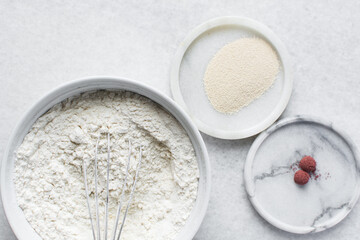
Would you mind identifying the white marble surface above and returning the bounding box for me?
[245,116,360,234]
[1,1,360,239]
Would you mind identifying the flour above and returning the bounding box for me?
[14,91,199,240]
[203,37,280,114]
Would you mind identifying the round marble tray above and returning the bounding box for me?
[244,116,360,233]
[170,16,292,139]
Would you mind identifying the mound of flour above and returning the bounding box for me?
[14,91,199,240]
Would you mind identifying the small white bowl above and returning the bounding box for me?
[170,16,292,139]
[1,77,211,240]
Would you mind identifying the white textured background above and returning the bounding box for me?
[1,1,360,239]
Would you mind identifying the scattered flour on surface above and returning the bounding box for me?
[14,91,199,240]
[203,37,280,114]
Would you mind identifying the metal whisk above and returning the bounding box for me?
[83,133,143,240]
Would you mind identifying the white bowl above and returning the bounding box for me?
[170,16,292,139]
[1,76,211,240]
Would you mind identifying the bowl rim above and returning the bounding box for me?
[1,76,211,240]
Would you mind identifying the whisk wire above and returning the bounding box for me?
[116,146,143,240]
[83,157,96,240]
[95,136,101,240]
[104,133,110,240]
[84,135,142,240]
[111,140,132,240]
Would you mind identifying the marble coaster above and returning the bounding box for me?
[244,116,360,234]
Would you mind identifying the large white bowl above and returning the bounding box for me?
[1,77,211,240]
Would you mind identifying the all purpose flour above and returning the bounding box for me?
[14,91,199,240]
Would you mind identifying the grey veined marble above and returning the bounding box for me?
[244,116,360,234]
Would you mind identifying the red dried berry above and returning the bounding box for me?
[299,156,316,172]
[294,170,310,185]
